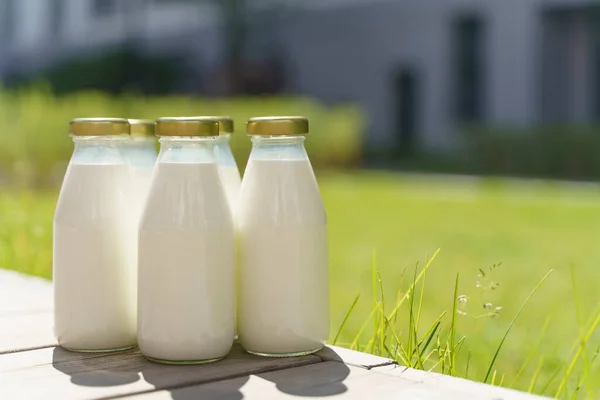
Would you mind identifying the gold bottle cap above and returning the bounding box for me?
[128,119,155,137]
[246,116,309,136]
[69,118,130,136]
[203,116,234,134]
[155,117,220,137]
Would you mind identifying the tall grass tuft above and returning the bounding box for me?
[332,251,600,398]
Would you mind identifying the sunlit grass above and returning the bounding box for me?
[0,190,54,279]
[4,171,600,397]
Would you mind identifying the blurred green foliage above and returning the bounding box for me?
[397,125,600,181]
[460,125,600,180]
[6,48,184,95]
[0,88,365,187]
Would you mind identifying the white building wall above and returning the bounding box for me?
[279,0,550,149]
[10,0,47,52]
[487,0,540,126]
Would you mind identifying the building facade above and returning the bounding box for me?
[0,0,597,152]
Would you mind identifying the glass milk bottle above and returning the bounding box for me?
[53,118,137,352]
[123,119,157,218]
[212,116,241,213]
[237,116,329,356]
[138,117,235,364]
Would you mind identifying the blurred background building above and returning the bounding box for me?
[1,0,599,157]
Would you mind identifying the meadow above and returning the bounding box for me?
[4,171,600,398]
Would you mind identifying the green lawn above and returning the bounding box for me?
[3,171,600,397]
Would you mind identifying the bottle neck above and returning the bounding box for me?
[72,135,126,145]
[250,135,307,161]
[71,136,127,164]
[214,134,237,167]
[217,133,232,143]
[125,137,156,148]
[158,136,217,163]
[123,137,157,170]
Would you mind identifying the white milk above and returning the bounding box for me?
[122,137,157,219]
[138,158,235,363]
[54,160,137,351]
[219,165,242,212]
[122,138,157,290]
[237,157,329,356]
[214,134,241,213]
[129,168,154,214]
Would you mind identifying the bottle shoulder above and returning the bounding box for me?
[237,160,326,226]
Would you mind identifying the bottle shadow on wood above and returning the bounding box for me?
[52,346,142,387]
[260,348,351,397]
[51,344,349,398]
[51,346,248,399]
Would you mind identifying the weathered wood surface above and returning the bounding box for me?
[0,344,321,399]
[0,268,549,399]
[0,269,56,353]
[130,361,545,400]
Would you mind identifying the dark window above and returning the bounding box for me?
[392,67,419,156]
[93,0,118,16]
[452,15,485,122]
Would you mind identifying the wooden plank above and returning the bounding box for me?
[0,269,56,354]
[0,343,321,399]
[0,311,56,354]
[128,361,511,399]
[0,269,52,315]
[316,345,396,369]
[375,364,549,399]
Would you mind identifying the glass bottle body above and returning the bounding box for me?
[138,137,235,364]
[53,136,137,352]
[237,136,329,356]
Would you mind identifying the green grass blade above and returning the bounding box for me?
[422,349,437,365]
[416,258,428,328]
[393,288,402,327]
[385,318,412,367]
[383,314,411,366]
[465,351,471,379]
[528,357,544,394]
[539,365,563,396]
[383,342,395,360]
[570,266,590,399]
[372,249,377,340]
[556,305,600,397]
[409,294,425,370]
[483,270,553,383]
[417,311,446,349]
[350,303,381,349]
[378,272,385,355]
[332,292,361,345]
[384,249,441,325]
[418,320,441,356]
[510,315,552,387]
[449,273,459,376]
[406,266,418,365]
[436,331,444,374]
[454,336,466,355]
[576,343,600,396]
[367,331,377,354]
[567,302,600,354]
